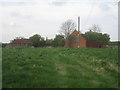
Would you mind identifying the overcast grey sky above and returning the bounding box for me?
[0,0,119,43]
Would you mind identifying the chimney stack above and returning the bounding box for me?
[78,17,80,32]
[78,17,80,48]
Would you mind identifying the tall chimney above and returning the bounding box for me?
[78,17,80,32]
[78,17,80,48]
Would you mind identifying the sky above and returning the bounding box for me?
[0,0,119,43]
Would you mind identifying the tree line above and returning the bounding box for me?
[59,20,110,46]
[29,34,65,47]
[2,19,111,48]
[29,20,110,47]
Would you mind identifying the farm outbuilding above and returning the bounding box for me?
[64,30,106,48]
[10,38,32,47]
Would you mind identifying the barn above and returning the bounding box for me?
[10,38,32,47]
[64,30,106,48]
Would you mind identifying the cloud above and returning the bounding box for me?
[10,12,33,19]
[0,2,34,6]
[1,0,118,43]
[50,2,66,6]
[0,0,37,6]
[99,3,112,11]
[98,2,118,11]
[2,21,22,27]
[0,0,118,6]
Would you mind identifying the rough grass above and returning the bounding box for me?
[2,47,118,88]
[0,48,2,89]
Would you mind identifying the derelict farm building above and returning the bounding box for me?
[64,30,106,48]
[10,38,32,47]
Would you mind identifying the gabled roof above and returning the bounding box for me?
[71,30,79,36]
[11,38,32,44]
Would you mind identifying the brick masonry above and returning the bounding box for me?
[64,30,106,48]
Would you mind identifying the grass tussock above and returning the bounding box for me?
[2,48,118,88]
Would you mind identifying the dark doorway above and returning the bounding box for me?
[99,46,102,48]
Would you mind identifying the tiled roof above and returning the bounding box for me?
[71,30,79,36]
[11,39,32,44]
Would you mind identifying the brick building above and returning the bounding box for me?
[64,30,106,48]
[10,38,32,47]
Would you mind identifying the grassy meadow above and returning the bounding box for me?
[2,47,118,88]
[0,48,2,89]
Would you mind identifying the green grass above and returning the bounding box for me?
[0,48,2,89]
[2,47,118,88]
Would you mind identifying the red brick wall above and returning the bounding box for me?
[79,35,86,48]
[72,30,79,36]
[86,40,106,48]
[71,41,79,48]
[64,30,106,48]
[64,39,70,48]
[86,40,99,48]
[71,30,86,48]
[64,30,86,48]
[71,35,86,48]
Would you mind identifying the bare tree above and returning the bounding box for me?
[60,19,76,38]
[89,24,101,33]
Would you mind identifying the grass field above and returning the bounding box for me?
[0,48,2,89]
[2,47,118,88]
